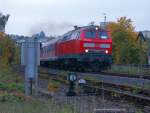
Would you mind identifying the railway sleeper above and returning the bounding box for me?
[80,81,150,100]
[81,85,150,106]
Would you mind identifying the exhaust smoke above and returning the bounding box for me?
[30,21,74,36]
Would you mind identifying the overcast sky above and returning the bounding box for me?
[0,0,149,36]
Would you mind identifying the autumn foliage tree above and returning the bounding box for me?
[107,17,147,64]
[0,32,19,70]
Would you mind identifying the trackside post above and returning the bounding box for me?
[67,72,77,96]
[21,37,40,96]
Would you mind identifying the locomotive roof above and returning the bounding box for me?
[78,25,107,31]
[78,25,101,30]
[62,25,104,36]
[41,25,106,47]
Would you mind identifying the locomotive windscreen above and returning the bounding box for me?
[98,31,108,39]
[85,31,96,38]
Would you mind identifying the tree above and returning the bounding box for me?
[0,32,19,70]
[107,17,147,64]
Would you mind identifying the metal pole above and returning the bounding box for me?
[24,41,30,96]
[35,39,39,96]
[30,78,33,95]
[104,13,106,30]
[139,39,143,78]
[35,66,38,96]
[101,80,105,113]
[25,66,30,96]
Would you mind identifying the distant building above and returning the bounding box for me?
[141,31,150,64]
[32,31,49,43]
[141,30,150,39]
[141,31,150,49]
[8,31,50,46]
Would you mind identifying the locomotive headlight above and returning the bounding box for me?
[95,27,99,30]
[85,49,89,53]
[105,50,109,54]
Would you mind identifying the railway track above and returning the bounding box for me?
[39,66,150,79]
[99,71,150,79]
[38,67,150,106]
[39,67,150,89]
[12,65,150,106]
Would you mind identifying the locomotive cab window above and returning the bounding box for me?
[99,31,108,39]
[85,31,96,38]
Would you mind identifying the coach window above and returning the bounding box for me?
[42,48,44,54]
[47,46,49,52]
[46,47,48,53]
[45,47,47,54]
[43,48,45,54]
[48,46,51,52]
[52,46,54,51]
[47,47,49,53]
[85,31,96,38]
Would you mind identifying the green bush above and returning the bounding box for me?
[0,93,25,102]
[0,82,24,92]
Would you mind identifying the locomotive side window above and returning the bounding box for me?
[62,34,72,41]
[99,31,108,39]
[62,36,68,41]
[77,32,81,39]
[71,31,80,39]
[85,31,96,38]
[71,32,77,39]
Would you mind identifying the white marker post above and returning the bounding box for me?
[21,37,40,96]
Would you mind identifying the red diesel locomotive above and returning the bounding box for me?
[40,25,112,71]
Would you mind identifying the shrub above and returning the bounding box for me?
[0,82,24,92]
[0,93,25,102]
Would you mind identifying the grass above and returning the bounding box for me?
[50,79,62,87]
[144,83,150,89]
[135,109,144,113]
[105,65,150,75]
[0,92,26,102]
[0,100,47,113]
[0,67,24,93]
[0,82,24,92]
[0,66,78,113]
[84,76,100,82]
[0,99,78,113]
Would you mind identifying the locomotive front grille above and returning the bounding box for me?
[87,49,105,53]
